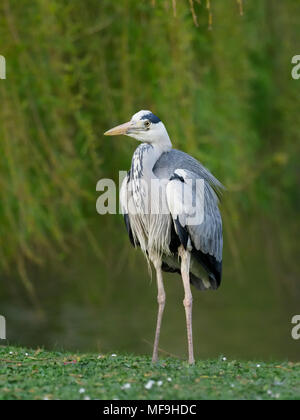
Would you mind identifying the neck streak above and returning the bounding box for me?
[130,143,170,181]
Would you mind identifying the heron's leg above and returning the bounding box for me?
[152,258,165,363]
[179,245,195,365]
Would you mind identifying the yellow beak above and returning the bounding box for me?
[104,121,132,136]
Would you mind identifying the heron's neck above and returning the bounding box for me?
[131,142,171,181]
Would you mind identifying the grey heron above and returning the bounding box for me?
[104,110,223,364]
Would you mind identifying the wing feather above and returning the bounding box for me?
[166,168,223,288]
[120,172,135,247]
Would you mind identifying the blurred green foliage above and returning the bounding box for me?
[0,0,299,306]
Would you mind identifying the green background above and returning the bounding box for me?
[0,0,299,361]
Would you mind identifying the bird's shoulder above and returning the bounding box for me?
[153,149,224,199]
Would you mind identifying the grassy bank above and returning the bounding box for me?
[0,346,299,400]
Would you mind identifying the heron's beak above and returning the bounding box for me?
[104,121,132,136]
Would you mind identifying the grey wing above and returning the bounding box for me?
[166,167,223,289]
[153,149,224,199]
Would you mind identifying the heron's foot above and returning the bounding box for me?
[152,355,159,364]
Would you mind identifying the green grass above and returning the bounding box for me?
[0,346,299,400]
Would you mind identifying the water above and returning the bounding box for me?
[1,218,299,361]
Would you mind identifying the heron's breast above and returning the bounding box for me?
[129,212,172,256]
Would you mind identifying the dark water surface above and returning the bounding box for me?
[1,219,299,361]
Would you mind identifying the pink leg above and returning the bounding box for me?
[179,245,195,365]
[152,260,165,363]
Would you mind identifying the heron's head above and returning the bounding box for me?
[104,110,172,149]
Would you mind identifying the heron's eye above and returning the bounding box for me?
[144,120,151,129]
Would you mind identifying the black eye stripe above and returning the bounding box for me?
[140,113,161,124]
